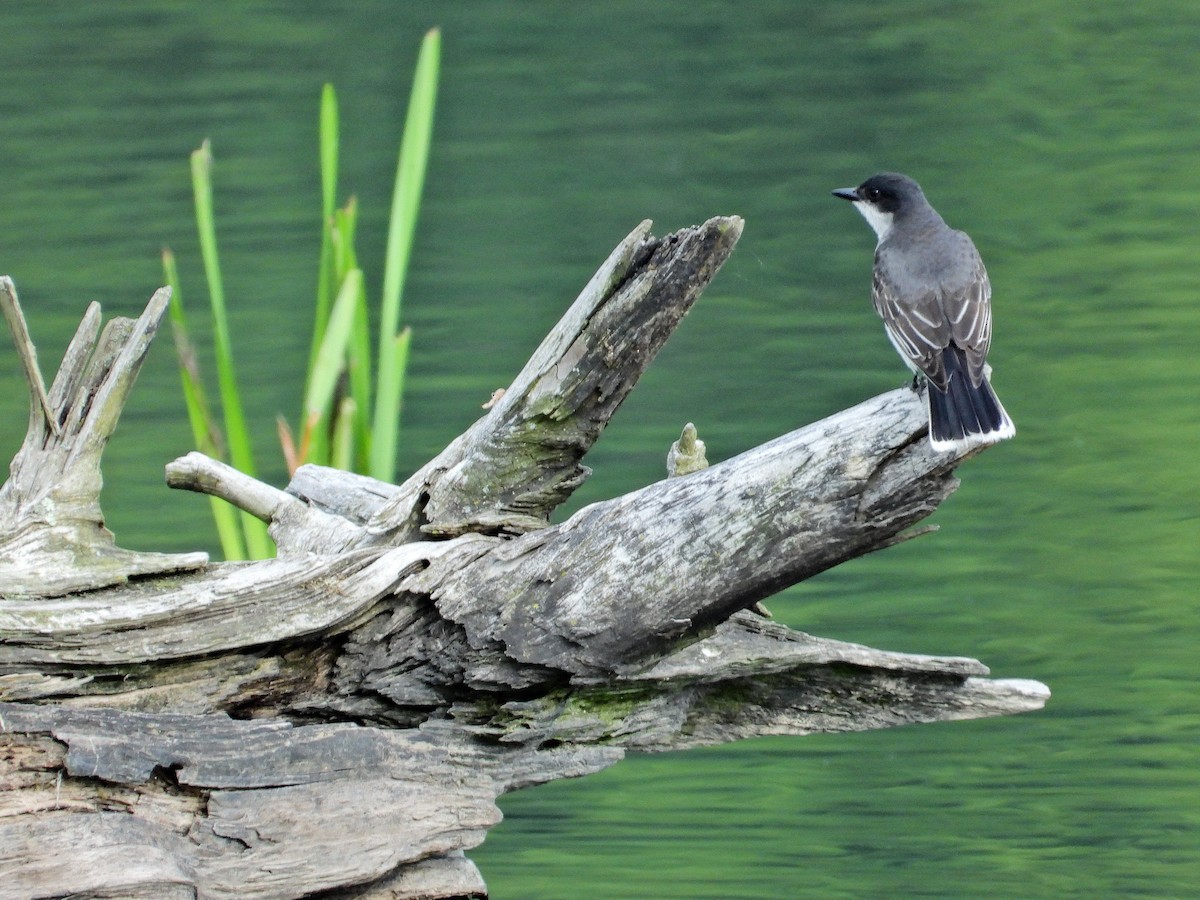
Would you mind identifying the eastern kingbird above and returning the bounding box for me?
[832,172,1015,452]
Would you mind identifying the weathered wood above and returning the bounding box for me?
[429,389,960,677]
[363,217,743,541]
[0,219,1049,899]
[0,703,607,899]
[0,279,206,599]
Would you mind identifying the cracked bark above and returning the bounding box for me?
[0,221,1048,899]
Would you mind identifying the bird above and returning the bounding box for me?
[832,172,1015,452]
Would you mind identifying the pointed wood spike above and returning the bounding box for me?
[0,277,60,438]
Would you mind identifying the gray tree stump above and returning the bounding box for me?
[0,220,1049,899]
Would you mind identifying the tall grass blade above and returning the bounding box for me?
[162,248,249,560]
[190,140,274,559]
[309,84,340,381]
[305,268,362,424]
[373,325,412,478]
[331,199,375,471]
[330,397,357,472]
[369,27,440,482]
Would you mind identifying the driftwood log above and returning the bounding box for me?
[0,219,1049,899]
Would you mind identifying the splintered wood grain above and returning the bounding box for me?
[431,389,956,676]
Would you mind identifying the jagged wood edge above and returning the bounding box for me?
[288,216,745,543]
[0,281,206,598]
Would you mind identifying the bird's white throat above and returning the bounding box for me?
[853,202,894,243]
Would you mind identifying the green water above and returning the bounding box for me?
[1,3,1196,897]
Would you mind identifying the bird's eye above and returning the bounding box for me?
[865,188,881,202]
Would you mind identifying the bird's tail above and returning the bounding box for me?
[927,347,1015,452]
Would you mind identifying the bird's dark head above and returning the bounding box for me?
[832,172,929,241]
[832,172,926,212]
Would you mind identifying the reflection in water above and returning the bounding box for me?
[0,2,1196,897]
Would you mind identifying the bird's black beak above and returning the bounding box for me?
[832,187,860,202]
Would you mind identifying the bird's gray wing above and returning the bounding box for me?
[943,243,992,385]
[871,265,951,389]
